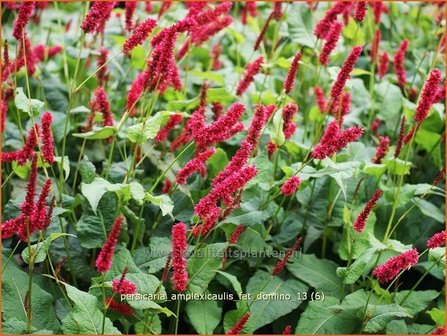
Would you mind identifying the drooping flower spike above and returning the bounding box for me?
[154,114,183,143]
[427,231,445,249]
[96,47,109,87]
[123,18,157,55]
[80,1,116,34]
[236,57,264,96]
[353,2,367,22]
[229,225,245,245]
[124,1,137,31]
[13,2,35,40]
[254,13,273,51]
[281,176,301,197]
[314,2,350,40]
[176,147,216,185]
[319,21,343,66]
[372,248,419,284]
[378,51,389,80]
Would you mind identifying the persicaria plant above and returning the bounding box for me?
[1,1,445,335]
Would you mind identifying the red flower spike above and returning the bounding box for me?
[319,22,343,66]
[281,176,301,196]
[314,86,327,113]
[161,254,172,283]
[432,326,446,335]
[393,39,409,88]
[80,1,116,34]
[13,2,35,40]
[254,13,273,51]
[41,112,55,164]
[211,44,223,70]
[236,57,263,96]
[433,168,445,186]
[176,147,216,185]
[312,121,363,160]
[378,51,389,80]
[41,196,55,231]
[427,231,446,249]
[126,71,149,116]
[353,2,367,22]
[123,18,157,55]
[162,179,172,194]
[96,215,123,273]
[96,47,109,87]
[229,225,245,245]
[330,46,363,103]
[267,140,278,160]
[124,1,137,31]
[22,155,38,217]
[283,325,292,335]
[93,87,114,128]
[372,2,384,24]
[371,29,381,63]
[1,100,7,133]
[282,102,298,139]
[211,101,224,121]
[372,136,389,164]
[213,140,253,185]
[171,222,188,292]
[226,313,251,336]
[372,249,419,284]
[272,2,283,21]
[284,52,302,94]
[314,2,350,40]
[414,69,442,124]
[105,298,134,316]
[31,179,52,230]
[155,114,183,143]
[112,278,137,295]
[272,237,302,276]
[395,116,406,158]
[353,189,382,233]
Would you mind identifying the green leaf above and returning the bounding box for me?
[185,297,221,334]
[383,157,412,176]
[296,296,359,334]
[246,270,308,332]
[15,87,45,117]
[339,247,379,284]
[81,177,128,214]
[363,304,412,333]
[268,109,285,146]
[2,261,60,331]
[62,283,120,334]
[287,5,317,48]
[79,156,96,183]
[126,112,164,144]
[394,290,440,315]
[216,271,243,297]
[129,182,145,203]
[72,126,117,140]
[145,192,174,217]
[21,233,75,264]
[187,243,228,295]
[287,254,344,297]
[427,307,446,325]
[123,273,168,310]
[77,193,119,249]
[416,199,445,223]
[428,247,446,268]
[54,156,70,181]
[376,82,403,130]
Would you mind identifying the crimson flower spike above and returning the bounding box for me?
[171,222,188,292]
[80,1,116,34]
[372,248,419,284]
[281,176,301,196]
[236,56,264,96]
[272,236,302,276]
[123,18,158,55]
[319,21,343,66]
[329,46,363,104]
[284,52,302,94]
[40,112,54,164]
[353,189,382,233]
[393,39,409,88]
[124,1,137,32]
[353,2,367,22]
[226,313,250,336]
[414,68,442,124]
[95,215,123,273]
[176,147,216,185]
[427,230,445,249]
[254,13,273,51]
[372,136,389,164]
[13,2,35,40]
